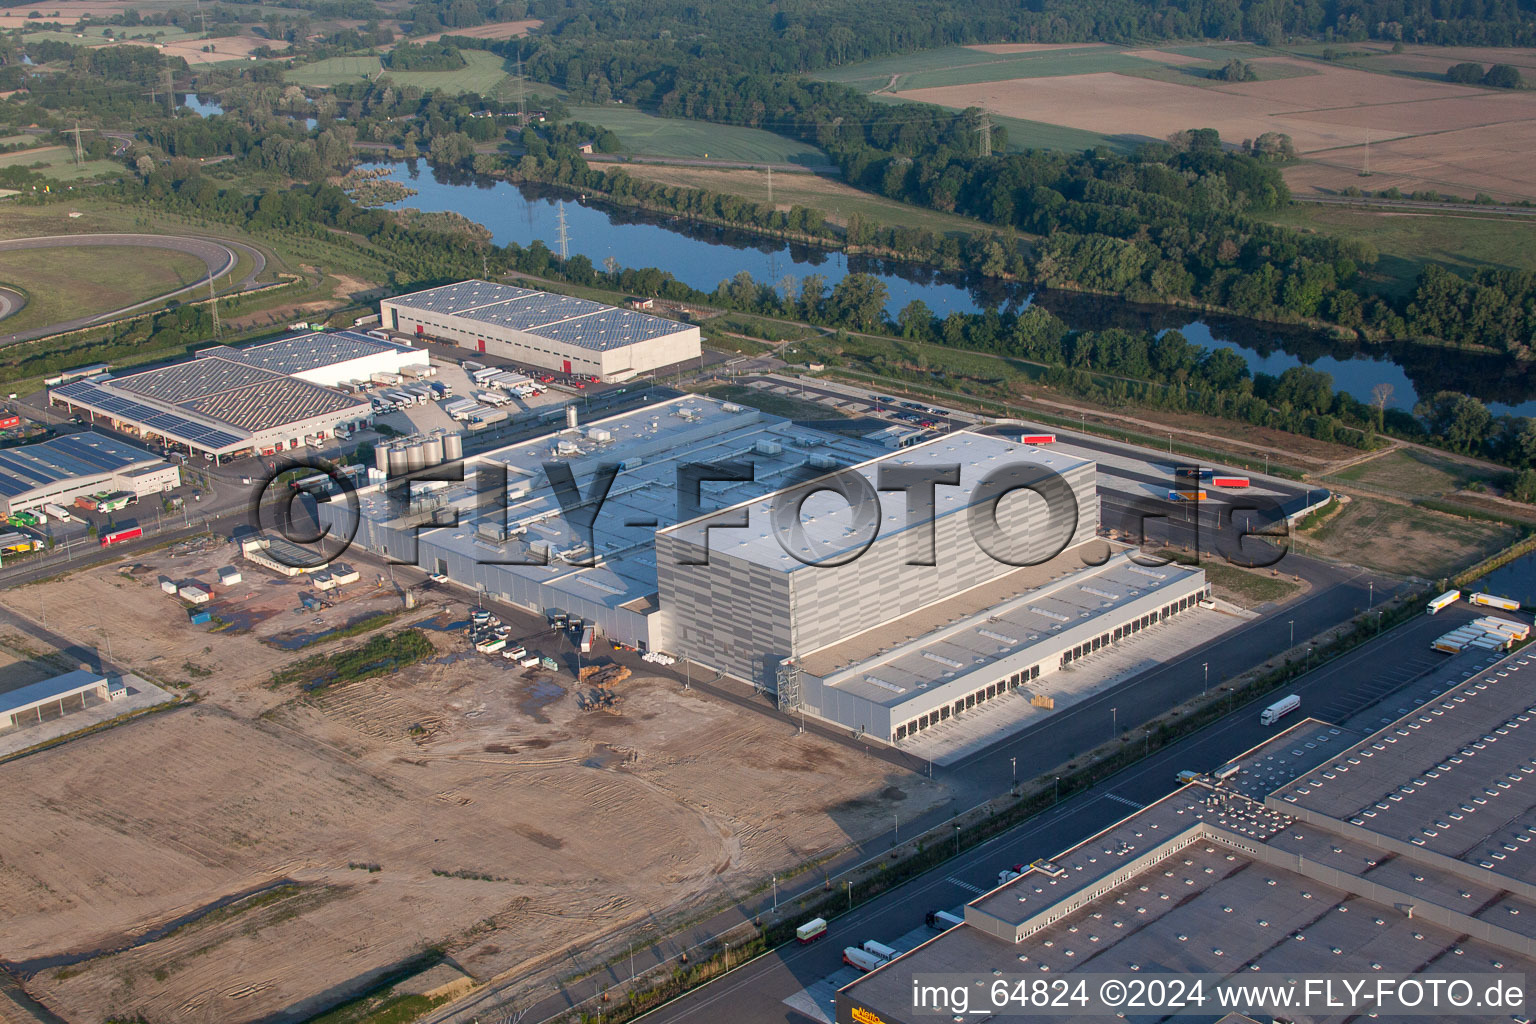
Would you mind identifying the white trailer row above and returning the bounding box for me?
[1432,622,1518,654]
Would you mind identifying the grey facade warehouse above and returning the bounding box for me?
[379,280,701,381]
[323,396,1206,743]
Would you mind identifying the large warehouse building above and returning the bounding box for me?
[0,432,180,516]
[838,649,1536,1023]
[321,395,1207,742]
[379,280,701,381]
[49,331,425,461]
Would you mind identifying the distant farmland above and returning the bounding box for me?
[825,42,1536,202]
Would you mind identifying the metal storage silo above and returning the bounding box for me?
[422,435,445,466]
[374,444,390,473]
[443,432,464,462]
[566,405,578,429]
[386,446,408,476]
[404,442,425,472]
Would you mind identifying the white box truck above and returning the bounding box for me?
[926,910,963,930]
[796,918,827,944]
[1427,590,1460,614]
[1260,694,1300,726]
[43,502,72,522]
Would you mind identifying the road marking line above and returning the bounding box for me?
[946,876,986,895]
[1104,792,1145,810]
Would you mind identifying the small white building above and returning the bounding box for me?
[1,670,109,730]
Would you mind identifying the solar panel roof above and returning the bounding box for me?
[523,308,692,350]
[387,280,539,315]
[52,379,248,450]
[0,432,164,498]
[113,358,278,404]
[454,293,609,331]
[212,332,415,375]
[184,376,362,431]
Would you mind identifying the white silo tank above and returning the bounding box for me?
[443,432,464,462]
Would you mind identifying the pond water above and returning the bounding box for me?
[362,160,1536,416]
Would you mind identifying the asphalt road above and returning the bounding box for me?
[0,233,268,345]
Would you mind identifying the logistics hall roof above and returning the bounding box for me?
[661,431,1093,573]
[385,279,694,352]
[202,331,420,376]
[842,704,1536,1022]
[348,397,887,613]
[0,432,166,498]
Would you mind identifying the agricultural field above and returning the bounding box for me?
[289,50,525,95]
[831,41,1536,201]
[0,244,207,334]
[408,18,540,45]
[0,543,948,1024]
[613,163,989,235]
[570,105,831,166]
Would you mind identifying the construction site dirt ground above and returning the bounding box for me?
[0,543,951,1024]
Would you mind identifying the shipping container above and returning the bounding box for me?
[1213,763,1241,781]
[1470,592,1522,611]
[1167,490,1208,502]
[1427,590,1461,615]
[188,609,212,625]
[0,413,20,429]
[1212,476,1249,488]
[580,625,595,653]
[1020,433,1055,445]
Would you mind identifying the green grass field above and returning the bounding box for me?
[284,54,384,88]
[568,104,830,165]
[0,245,207,334]
[381,49,510,95]
[1330,448,1491,496]
[1263,204,1536,297]
[0,146,122,180]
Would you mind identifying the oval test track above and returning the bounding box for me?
[0,232,268,346]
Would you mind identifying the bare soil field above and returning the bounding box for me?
[0,545,946,1023]
[894,51,1536,200]
[965,42,1109,54]
[410,18,539,44]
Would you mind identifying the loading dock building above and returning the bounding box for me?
[0,432,181,517]
[47,331,421,460]
[379,280,701,381]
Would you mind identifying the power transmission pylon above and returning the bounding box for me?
[556,202,570,261]
[164,68,174,116]
[1362,127,1370,176]
[976,113,992,158]
[207,274,221,337]
[766,165,773,206]
[71,121,84,166]
[515,51,526,124]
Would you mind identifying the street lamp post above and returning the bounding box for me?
[772,875,778,911]
[1111,706,1118,741]
[1368,581,1374,610]
[1203,661,1209,695]
[894,813,899,844]
[1010,756,1016,785]
[1288,619,1295,648]
[954,823,961,855]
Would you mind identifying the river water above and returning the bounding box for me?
[362,159,1535,416]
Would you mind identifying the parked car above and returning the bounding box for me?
[428,573,449,584]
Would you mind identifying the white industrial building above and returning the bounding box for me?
[0,432,181,516]
[48,331,425,461]
[379,280,701,381]
[1,670,112,730]
[321,395,1207,744]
